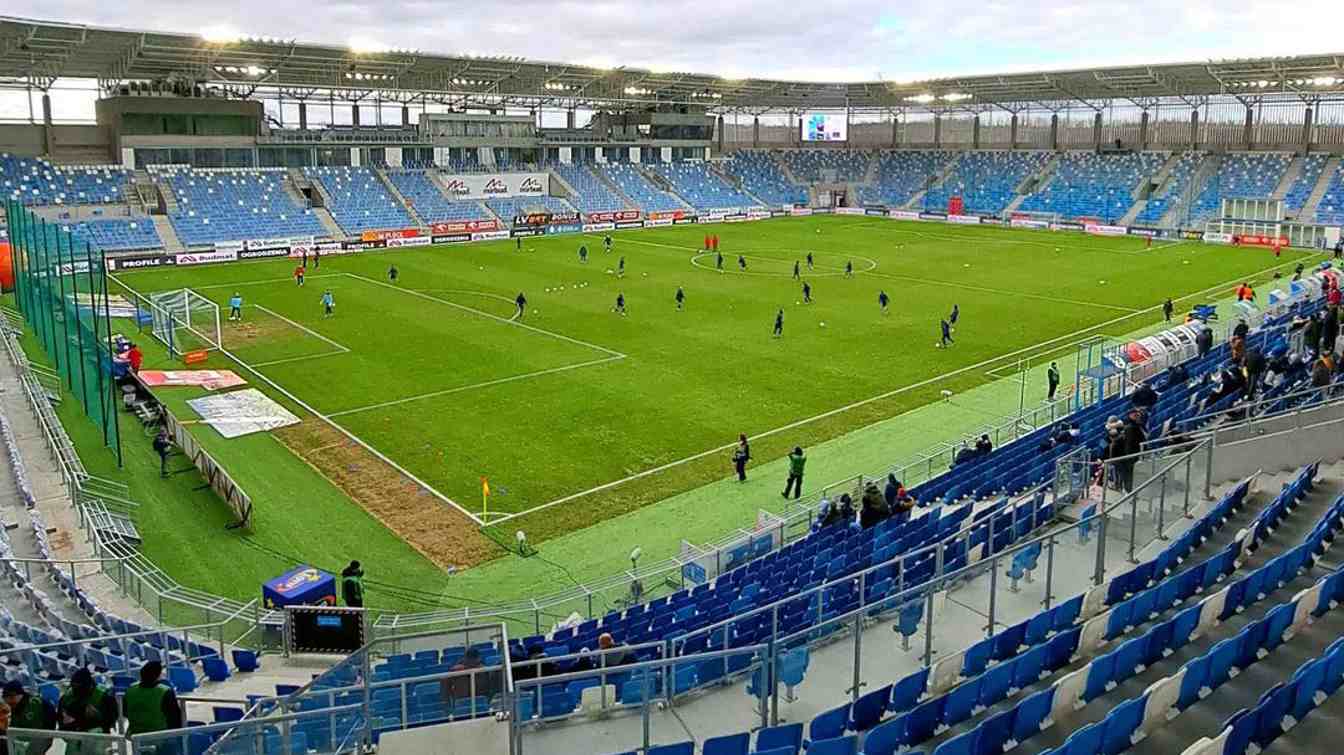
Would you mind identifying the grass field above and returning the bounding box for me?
[79,215,1313,613]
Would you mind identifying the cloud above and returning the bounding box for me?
[7,0,1344,82]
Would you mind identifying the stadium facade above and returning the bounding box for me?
[5,15,1344,755]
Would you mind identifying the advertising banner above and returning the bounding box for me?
[439,173,548,200]
[1011,218,1050,230]
[471,230,509,242]
[834,207,864,216]
[430,219,499,234]
[386,236,432,248]
[510,227,543,238]
[1085,223,1127,237]
[237,246,290,260]
[1204,232,1234,244]
[110,255,168,271]
[214,241,244,254]
[361,229,421,242]
[1127,227,1159,238]
[790,208,813,217]
[771,210,790,218]
[614,220,645,230]
[1180,230,1206,241]
[947,214,981,225]
[981,217,1003,225]
[889,210,921,221]
[545,224,583,235]
[582,222,614,233]
[864,208,887,216]
[1052,221,1085,231]
[700,214,724,224]
[918,212,947,221]
[646,210,683,222]
[673,216,699,225]
[747,209,771,220]
[514,211,581,228]
[813,207,833,214]
[646,218,673,227]
[724,212,748,223]
[176,250,237,266]
[1234,233,1289,248]
[431,233,471,244]
[587,210,642,223]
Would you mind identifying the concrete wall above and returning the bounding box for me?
[1208,399,1344,484]
[0,125,46,157]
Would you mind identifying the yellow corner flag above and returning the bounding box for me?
[481,476,491,517]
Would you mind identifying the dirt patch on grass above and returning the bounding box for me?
[274,420,502,570]
[223,310,303,351]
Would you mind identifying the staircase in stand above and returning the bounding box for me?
[1271,155,1304,200]
[373,168,425,228]
[1300,155,1342,223]
[150,216,184,252]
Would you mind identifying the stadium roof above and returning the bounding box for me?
[2,15,1343,113]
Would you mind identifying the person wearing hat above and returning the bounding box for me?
[2,679,57,755]
[781,446,806,500]
[341,561,365,608]
[57,668,118,752]
[122,661,182,738]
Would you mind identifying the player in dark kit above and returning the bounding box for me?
[773,309,784,338]
[806,252,814,270]
[388,265,398,283]
[618,256,626,277]
[517,237,523,251]
[604,235,613,253]
[949,304,959,328]
[716,251,724,270]
[614,292,627,316]
[675,286,685,311]
[515,292,527,319]
[939,318,953,348]
[879,290,890,315]
[313,249,320,268]
[738,254,747,271]
[579,245,588,264]
[802,281,812,303]
[845,260,854,278]
[793,260,801,280]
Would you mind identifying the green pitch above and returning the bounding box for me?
[98,216,1311,610]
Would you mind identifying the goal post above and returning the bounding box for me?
[149,289,222,358]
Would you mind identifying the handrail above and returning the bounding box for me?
[1172,381,1343,435]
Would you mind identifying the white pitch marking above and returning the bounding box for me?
[192,273,344,291]
[485,253,1316,525]
[326,355,627,417]
[253,304,351,353]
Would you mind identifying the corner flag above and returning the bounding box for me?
[481,476,491,517]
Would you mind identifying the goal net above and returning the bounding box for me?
[149,289,222,357]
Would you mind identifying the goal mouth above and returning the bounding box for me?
[147,288,223,358]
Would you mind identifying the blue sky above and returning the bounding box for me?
[7,0,1344,82]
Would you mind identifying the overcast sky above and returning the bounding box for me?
[7,1,1344,82]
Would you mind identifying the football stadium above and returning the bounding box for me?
[3,10,1344,755]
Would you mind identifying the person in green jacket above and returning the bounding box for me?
[3,679,57,755]
[341,561,365,608]
[122,662,182,738]
[57,668,119,752]
[782,446,806,500]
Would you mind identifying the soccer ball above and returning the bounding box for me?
[820,322,826,328]
[816,229,821,234]
[796,301,801,305]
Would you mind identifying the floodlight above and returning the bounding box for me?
[349,36,389,55]
[908,94,936,104]
[200,26,239,45]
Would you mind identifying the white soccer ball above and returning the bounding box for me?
[642,272,648,277]
[1054,248,1061,251]
[796,301,801,305]
[964,263,970,267]
[1099,280,1107,284]
[820,322,826,328]
[816,229,821,233]
[479,266,484,270]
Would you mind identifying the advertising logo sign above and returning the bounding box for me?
[176,250,237,266]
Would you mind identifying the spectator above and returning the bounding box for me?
[1116,410,1147,493]
[127,342,144,373]
[1130,381,1158,410]
[781,446,806,500]
[1196,325,1214,357]
[1046,361,1060,401]
[441,647,488,703]
[820,494,855,528]
[1306,313,1323,354]
[974,434,993,456]
[2,680,56,755]
[1230,335,1245,366]
[341,561,365,608]
[731,434,751,482]
[1209,366,1246,405]
[952,444,977,468]
[1162,298,1174,322]
[891,486,916,524]
[883,474,901,510]
[1163,363,1189,389]
[1328,282,1342,308]
[57,668,118,747]
[123,662,182,737]
[815,494,832,521]
[1244,347,1267,399]
[597,633,632,667]
[1324,306,1340,355]
[1233,318,1250,341]
[859,482,889,529]
[152,429,173,478]
[1313,354,1333,390]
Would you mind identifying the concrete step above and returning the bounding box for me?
[1301,156,1342,222]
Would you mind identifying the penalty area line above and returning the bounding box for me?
[325,354,627,418]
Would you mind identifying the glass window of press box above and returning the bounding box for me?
[430,120,536,138]
[121,112,256,137]
[134,148,255,169]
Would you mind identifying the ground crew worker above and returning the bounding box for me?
[122,662,182,738]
